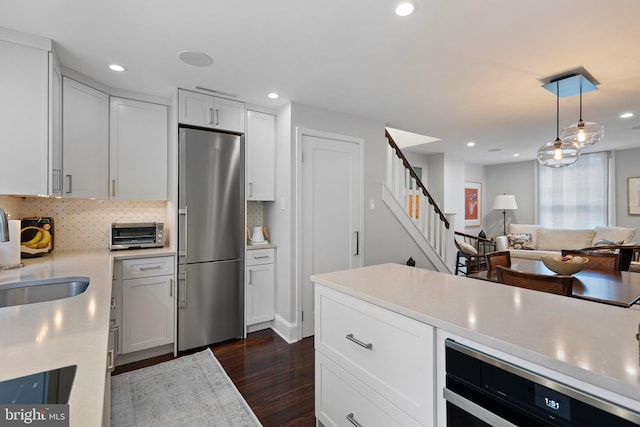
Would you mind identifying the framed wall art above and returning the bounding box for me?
[628,177,640,215]
[464,182,482,227]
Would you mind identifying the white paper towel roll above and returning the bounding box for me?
[0,220,21,267]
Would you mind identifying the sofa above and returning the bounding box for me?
[495,224,637,265]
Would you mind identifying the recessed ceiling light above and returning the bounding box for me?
[467,142,475,147]
[513,153,520,157]
[620,112,634,119]
[395,1,415,17]
[268,92,279,99]
[109,64,126,72]
[178,50,213,67]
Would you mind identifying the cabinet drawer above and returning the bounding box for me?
[316,285,433,425]
[246,248,274,265]
[122,256,174,279]
[316,353,422,427]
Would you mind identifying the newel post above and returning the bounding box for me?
[444,213,456,272]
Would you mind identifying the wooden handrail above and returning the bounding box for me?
[386,129,450,229]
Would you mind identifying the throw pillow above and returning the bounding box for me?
[507,233,534,250]
[458,241,478,255]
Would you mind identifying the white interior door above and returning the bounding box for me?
[301,132,363,338]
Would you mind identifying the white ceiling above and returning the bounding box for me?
[2,0,640,165]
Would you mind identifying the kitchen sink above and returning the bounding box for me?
[0,276,89,308]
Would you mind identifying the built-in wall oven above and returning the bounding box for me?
[444,339,640,426]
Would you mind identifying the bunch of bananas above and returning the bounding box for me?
[21,226,52,249]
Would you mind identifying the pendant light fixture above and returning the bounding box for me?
[560,79,604,147]
[537,81,580,168]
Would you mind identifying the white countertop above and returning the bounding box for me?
[247,243,277,250]
[311,263,640,403]
[0,247,174,426]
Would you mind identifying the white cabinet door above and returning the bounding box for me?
[122,275,174,353]
[246,263,275,325]
[62,77,109,199]
[110,97,168,200]
[0,39,49,195]
[178,89,245,133]
[178,89,214,128]
[213,97,245,133]
[246,110,275,201]
[49,54,62,195]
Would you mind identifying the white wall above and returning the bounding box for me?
[464,163,487,236]
[485,160,537,237]
[265,104,293,334]
[444,154,465,232]
[266,102,438,341]
[614,147,640,230]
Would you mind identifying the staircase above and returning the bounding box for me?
[383,130,455,273]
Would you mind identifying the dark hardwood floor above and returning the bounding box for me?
[113,329,315,427]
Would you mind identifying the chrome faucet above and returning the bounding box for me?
[0,208,9,242]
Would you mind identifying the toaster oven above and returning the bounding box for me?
[110,222,164,250]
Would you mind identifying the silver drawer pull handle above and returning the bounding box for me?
[140,265,162,271]
[346,413,363,427]
[346,333,372,350]
[254,255,269,259]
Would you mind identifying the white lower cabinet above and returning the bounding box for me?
[315,284,434,426]
[317,353,422,427]
[114,255,175,356]
[246,248,275,326]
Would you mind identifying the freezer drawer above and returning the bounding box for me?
[177,260,243,351]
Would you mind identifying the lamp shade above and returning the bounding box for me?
[493,194,518,210]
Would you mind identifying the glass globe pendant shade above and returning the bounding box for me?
[537,138,580,168]
[560,120,604,147]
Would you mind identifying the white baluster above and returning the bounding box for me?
[385,143,393,189]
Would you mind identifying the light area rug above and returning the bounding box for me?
[111,348,262,427]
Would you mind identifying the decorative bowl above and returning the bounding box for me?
[541,254,589,275]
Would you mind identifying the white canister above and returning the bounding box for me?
[0,220,21,267]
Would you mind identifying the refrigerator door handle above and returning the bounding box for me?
[353,231,360,256]
[177,271,187,309]
[178,207,188,258]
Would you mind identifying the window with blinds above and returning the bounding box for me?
[538,152,610,229]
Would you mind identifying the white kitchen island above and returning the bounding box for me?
[311,263,640,426]
[0,248,174,427]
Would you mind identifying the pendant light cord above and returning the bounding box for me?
[556,80,560,139]
[579,80,583,121]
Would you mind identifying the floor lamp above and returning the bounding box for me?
[493,194,518,236]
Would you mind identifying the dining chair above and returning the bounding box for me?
[454,232,494,276]
[486,251,511,275]
[495,265,573,296]
[560,250,620,272]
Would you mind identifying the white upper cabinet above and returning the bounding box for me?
[0,34,51,196]
[246,110,276,201]
[49,55,62,195]
[110,97,168,200]
[213,96,245,133]
[62,77,109,199]
[178,89,245,133]
[178,89,213,128]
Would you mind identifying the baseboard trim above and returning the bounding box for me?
[271,314,299,343]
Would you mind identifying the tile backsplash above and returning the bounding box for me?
[0,196,166,251]
[246,201,264,230]
[0,196,266,251]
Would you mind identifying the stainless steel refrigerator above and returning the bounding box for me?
[177,127,244,351]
